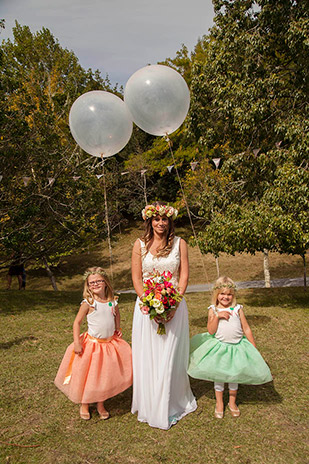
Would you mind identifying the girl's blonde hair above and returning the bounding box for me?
[211,276,237,307]
[141,201,175,258]
[83,267,114,305]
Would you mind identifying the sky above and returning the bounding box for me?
[1,0,215,86]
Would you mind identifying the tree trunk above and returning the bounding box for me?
[42,256,58,291]
[263,249,271,288]
[142,171,147,204]
[301,254,307,291]
[215,256,220,278]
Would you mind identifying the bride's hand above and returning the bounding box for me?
[154,309,176,324]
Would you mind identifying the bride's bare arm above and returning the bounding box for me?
[131,239,144,298]
[178,238,189,295]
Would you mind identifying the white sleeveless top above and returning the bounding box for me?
[139,236,181,285]
[83,299,117,339]
[209,304,243,344]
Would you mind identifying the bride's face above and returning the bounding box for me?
[151,215,169,235]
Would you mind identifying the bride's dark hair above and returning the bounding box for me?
[141,201,175,258]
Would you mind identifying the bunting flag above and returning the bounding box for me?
[73,176,81,181]
[0,175,3,182]
[22,176,31,186]
[190,161,199,171]
[140,169,147,176]
[212,158,221,169]
[96,174,104,179]
[167,165,174,173]
[275,141,282,148]
[47,177,55,187]
[121,171,129,176]
[252,148,261,157]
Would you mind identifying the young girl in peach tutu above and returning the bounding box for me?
[54,267,132,420]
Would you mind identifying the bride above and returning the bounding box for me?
[131,201,197,429]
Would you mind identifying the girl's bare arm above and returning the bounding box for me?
[73,302,89,354]
[239,308,256,347]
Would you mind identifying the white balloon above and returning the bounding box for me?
[69,90,133,157]
[124,64,190,136]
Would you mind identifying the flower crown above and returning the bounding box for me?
[213,283,237,291]
[83,270,107,281]
[142,204,178,221]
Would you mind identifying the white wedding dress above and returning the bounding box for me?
[131,236,197,429]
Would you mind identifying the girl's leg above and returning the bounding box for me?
[80,403,90,420]
[228,383,240,417]
[214,382,224,417]
[97,401,109,420]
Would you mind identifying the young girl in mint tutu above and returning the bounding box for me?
[188,276,272,419]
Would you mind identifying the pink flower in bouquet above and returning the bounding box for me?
[141,306,150,315]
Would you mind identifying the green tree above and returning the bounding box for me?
[181,0,308,285]
[0,23,121,288]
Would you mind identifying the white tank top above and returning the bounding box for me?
[83,299,117,339]
[209,304,243,344]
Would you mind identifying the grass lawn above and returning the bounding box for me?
[0,287,308,464]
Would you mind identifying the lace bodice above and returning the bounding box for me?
[139,236,181,285]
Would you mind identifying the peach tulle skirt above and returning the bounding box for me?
[54,333,133,404]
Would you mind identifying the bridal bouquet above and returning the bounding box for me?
[139,270,183,335]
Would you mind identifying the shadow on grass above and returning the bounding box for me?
[103,386,133,418]
[0,290,81,315]
[0,335,38,349]
[190,378,282,404]
[241,287,309,309]
[0,290,136,315]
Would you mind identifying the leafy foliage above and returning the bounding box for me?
[0,23,122,269]
[182,0,308,266]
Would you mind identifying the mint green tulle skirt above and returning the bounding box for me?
[188,333,272,385]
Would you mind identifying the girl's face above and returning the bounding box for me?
[217,289,234,308]
[88,273,106,296]
[151,215,169,235]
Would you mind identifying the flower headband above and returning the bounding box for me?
[141,204,178,221]
[83,270,107,281]
[213,283,237,290]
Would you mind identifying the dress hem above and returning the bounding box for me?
[132,400,197,430]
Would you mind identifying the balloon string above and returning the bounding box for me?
[101,157,114,283]
[165,135,210,285]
